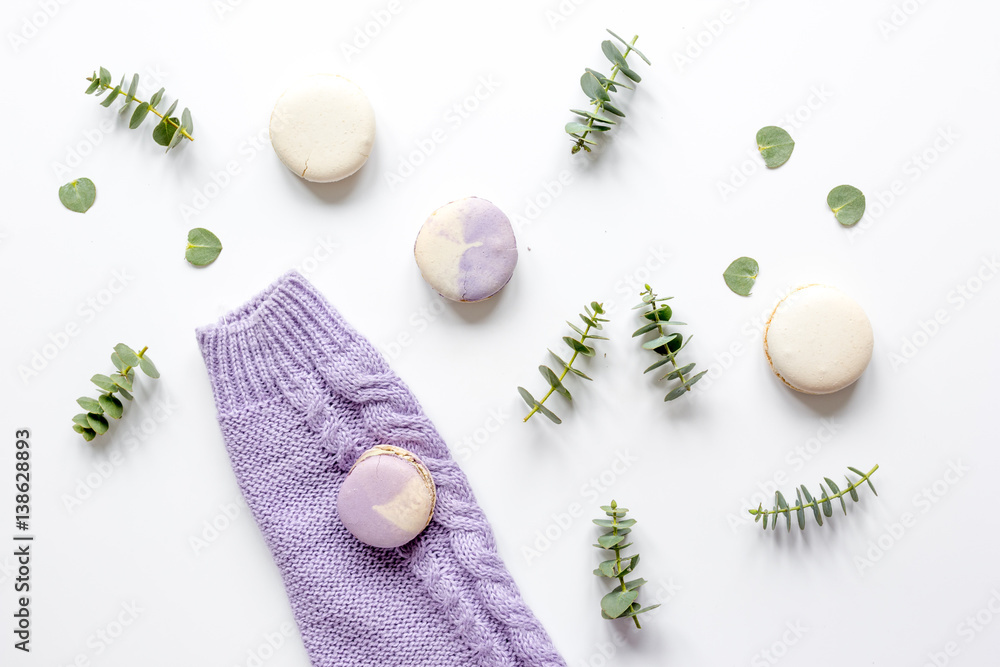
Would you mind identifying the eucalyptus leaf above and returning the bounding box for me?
[601,589,639,619]
[152,117,179,146]
[87,413,109,434]
[756,126,795,168]
[539,365,571,400]
[565,121,592,135]
[99,394,124,419]
[99,66,111,86]
[91,374,117,392]
[185,227,223,266]
[77,396,102,413]
[580,72,609,102]
[138,355,159,378]
[827,185,866,226]
[129,102,151,129]
[113,344,140,367]
[58,178,97,213]
[722,256,759,296]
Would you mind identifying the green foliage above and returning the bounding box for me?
[567,30,650,154]
[749,465,879,531]
[72,344,160,442]
[827,185,866,226]
[756,126,795,168]
[58,178,97,213]
[722,256,759,296]
[633,285,705,401]
[185,228,223,266]
[84,67,194,152]
[518,302,608,423]
[593,500,659,629]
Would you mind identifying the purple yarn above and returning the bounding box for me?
[196,271,565,667]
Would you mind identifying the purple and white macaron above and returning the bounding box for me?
[413,197,518,302]
[336,445,436,549]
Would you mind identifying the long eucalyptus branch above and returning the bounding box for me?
[567,30,650,154]
[749,465,879,531]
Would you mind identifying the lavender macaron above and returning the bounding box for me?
[413,197,518,302]
[336,445,436,549]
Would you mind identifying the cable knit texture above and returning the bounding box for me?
[196,272,565,667]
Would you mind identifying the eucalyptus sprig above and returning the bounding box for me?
[593,501,660,629]
[633,285,706,401]
[84,67,194,152]
[518,302,608,424]
[72,344,160,442]
[749,465,879,531]
[567,29,650,154]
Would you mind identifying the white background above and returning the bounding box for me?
[3,0,1000,665]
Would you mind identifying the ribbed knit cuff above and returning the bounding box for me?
[196,271,361,418]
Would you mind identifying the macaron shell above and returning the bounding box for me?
[269,74,375,183]
[336,450,435,549]
[414,197,517,302]
[763,284,874,395]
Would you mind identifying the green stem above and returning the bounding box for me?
[574,35,639,152]
[644,287,689,391]
[523,321,594,422]
[610,506,641,629]
[748,465,880,517]
[86,77,194,142]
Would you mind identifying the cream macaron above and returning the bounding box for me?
[763,284,874,394]
[269,74,375,183]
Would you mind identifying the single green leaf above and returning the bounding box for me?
[149,87,165,108]
[114,344,139,367]
[642,334,679,350]
[620,66,641,82]
[597,533,625,549]
[58,178,97,213]
[119,73,139,114]
[603,102,625,117]
[563,337,594,356]
[91,374,117,392]
[535,401,562,424]
[722,256,759,296]
[663,363,696,382]
[632,322,662,337]
[580,72,610,102]
[129,102,151,129]
[601,589,639,619]
[86,413,109,434]
[138,355,159,378]
[825,477,847,515]
[100,85,122,107]
[72,413,91,428]
[167,117,187,150]
[181,108,193,136]
[185,227,223,266]
[624,577,647,591]
[79,427,97,442]
[77,396,102,413]
[828,185,866,226]
[98,67,111,86]
[85,78,101,94]
[117,387,133,401]
[820,488,833,517]
[596,559,618,577]
[795,489,806,530]
[539,365,571,400]
[756,126,795,168]
[110,373,133,392]
[99,393,124,419]
[847,475,860,501]
[664,385,688,401]
[644,357,672,373]
[152,117,179,146]
[517,386,536,409]
[601,40,627,68]
[565,121,592,136]
[110,352,127,371]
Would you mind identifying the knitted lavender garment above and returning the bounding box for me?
[196,272,565,667]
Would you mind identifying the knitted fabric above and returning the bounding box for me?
[196,272,565,667]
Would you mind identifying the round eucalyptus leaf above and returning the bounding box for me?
[827,185,866,226]
[722,256,759,296]
[58,178,97,213]
[185,227,223,266]
[755,126,795,168]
